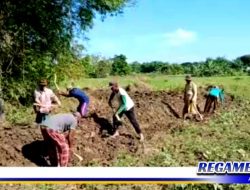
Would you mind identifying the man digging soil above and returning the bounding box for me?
[204,86,224,113]
[40,112,81,167]
[59,84,90,118]
[108,82,144,141]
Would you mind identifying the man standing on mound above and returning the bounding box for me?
[40,112,81,167]
[183,75,203,120]
[59,85,90,117]
[108,82,144,141]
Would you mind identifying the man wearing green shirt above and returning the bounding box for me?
[108,82,144,141]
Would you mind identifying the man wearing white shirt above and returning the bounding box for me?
[108,82,144,141]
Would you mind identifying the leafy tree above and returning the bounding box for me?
[78,55,93,77]
[160,64,171,74]
[231,59,244,71]
[0,0,132,102]
[170,64,184,75]
[239,55,250,67]
[140,61,165,73]
[111,54,131,76]
[127,56,248,76]
[95,60,112,78]
[130,61,141,73]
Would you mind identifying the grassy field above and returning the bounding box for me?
[65,74,250,100]
[74,75,250,167]
[7,75,249,125]
[65,75,250,190]
[3,74,250,190]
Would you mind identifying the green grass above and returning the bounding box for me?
[159,104,250,165]
[3,74,250,190]
[4,103,35,126]
[62,74,250,100]
[7,74,249,126]
[108,101,250,167]
[61,74,250,167]
[68,74,250,190]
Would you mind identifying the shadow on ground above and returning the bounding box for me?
[22,140,50,166]
[91,113,114,136]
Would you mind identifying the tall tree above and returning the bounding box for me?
[111,54,131,76]
[239,55,250,67]
[0,0,133,101]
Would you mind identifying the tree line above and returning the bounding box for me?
[0,0,250,105]
[80,54,250,78]
[0,0,132,103]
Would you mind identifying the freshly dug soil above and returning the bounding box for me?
[0,88,233,166]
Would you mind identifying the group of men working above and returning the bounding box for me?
[33,79,143,166]
[33,75,224,167]
[183,75,224,120]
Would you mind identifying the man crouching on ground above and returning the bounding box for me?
[40,112,81,167]
[108,82,144,141]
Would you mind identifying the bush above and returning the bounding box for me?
[95,60,112,78]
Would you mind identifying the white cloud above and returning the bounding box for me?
[87,39,119,55]
[164,28,197,47]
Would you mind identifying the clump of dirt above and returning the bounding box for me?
[0,89,233,166]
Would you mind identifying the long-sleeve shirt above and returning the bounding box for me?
[109,87,134,114]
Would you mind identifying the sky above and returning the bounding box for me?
[84,0,250,63]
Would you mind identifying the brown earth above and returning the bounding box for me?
[0,87,233,166]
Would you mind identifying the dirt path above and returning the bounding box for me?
[0,89,233,166]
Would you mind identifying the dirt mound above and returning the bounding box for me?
[0,89,233,166]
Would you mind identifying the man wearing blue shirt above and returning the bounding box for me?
[204,86,224,113]
[59,85,90,117]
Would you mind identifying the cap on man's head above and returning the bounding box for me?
[39,79,48,86]
[185,75,192,81]
[109,81,118,87]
